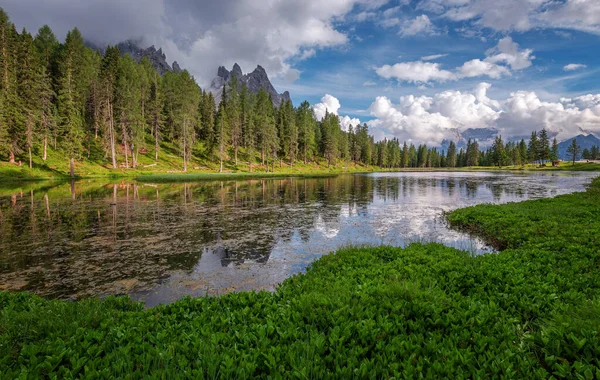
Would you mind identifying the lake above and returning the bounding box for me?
[0,171,596,306]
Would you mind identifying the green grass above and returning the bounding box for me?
[2,137,598,182]
[1,178,599,377]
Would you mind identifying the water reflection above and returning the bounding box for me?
[0,172,595,306]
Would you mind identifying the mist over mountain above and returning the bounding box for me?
[86,40,181,75]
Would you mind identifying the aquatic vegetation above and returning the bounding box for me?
[1,178,599,378]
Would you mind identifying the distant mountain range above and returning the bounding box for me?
[557,134,600,160]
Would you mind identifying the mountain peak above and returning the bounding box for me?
[210,64,290,107]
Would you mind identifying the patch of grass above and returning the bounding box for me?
[1,177,600,377]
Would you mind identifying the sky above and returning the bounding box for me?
[3,0,600,145]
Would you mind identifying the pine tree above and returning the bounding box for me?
[551,138,559,162]
[528,131,538,165]
[492,135,508,168]
[446,141,456,168]
[16,29,43,168]
[567,138,581,165]
[537,129,550,165]
[116,54,144,168]
[98,45,120,168]
[280,99,298,167]
[518,139,527,167]
[215,96,229,173]
[0,13,21,163]
[34,25,58,161]
[296,101,315,164]
[227,74,242,165]
[321,111,340,167]
[57,28,87,177]
[177,71,200,172]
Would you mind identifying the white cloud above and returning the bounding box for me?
[363,81,377,86]
[418,0,600,35]
[376,61,455,84]
[457,59,510,79]
[313,94,361,132]
[377,37,533,83]
[313,94,341,120]
[563,63,587,71]
[340,116,362,132]
[399,14,438,36]
[367,82,600,145]
[421,53,448,61]
[485,37,534,70]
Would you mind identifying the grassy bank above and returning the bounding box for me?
[1,180,599,377]
[1,138,599,182]
[0,139,379,182]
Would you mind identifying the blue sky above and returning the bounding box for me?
[4,0,599,144]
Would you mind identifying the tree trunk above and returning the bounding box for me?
[123,125,129,169]
[155,125,159,162]
[131,143,137,169]
[43,136,47,161]
[234,147,238,166]
[8,150,15,164]
[249,161,253,173]
[220,158,223,173]
[28,147,32,169]
[70,158,75,178]
[109,99,117,169]
[304,146,307,164]
[70,180,76,200]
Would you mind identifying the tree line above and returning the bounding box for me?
[0,9,383,176]
[372,129,560,169]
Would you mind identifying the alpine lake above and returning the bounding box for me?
[0,171,596,307]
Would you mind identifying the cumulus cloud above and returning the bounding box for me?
[564,63,587,71]
[1,0,388,88]
[376,61,455,84]
[313,94,342,120]
[485,37,534,70]
[313,94,361,132]
[377,37,532,84]
[457,59,510,79]
[367,82,600,145]
[418,0,600,35]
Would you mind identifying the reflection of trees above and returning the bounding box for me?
[0,176,375,299]
[1,173,578,300]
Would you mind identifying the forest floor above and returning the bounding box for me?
[1,176,599,377]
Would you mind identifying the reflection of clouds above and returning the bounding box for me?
[314,214,340,239]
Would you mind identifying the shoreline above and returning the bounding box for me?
[1,161,599,184]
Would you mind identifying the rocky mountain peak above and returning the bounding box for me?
[210,63,291,107]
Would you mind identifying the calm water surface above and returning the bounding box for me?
[0,172,595,306]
